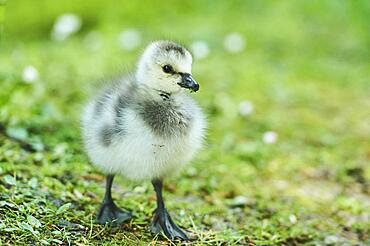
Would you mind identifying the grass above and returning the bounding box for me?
[1,0,369,245]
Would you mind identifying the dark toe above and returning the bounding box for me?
[97,203,132,226]
[150,210,189,241]
[168,219,189,240]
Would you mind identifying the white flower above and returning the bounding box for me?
[325,235,339,244]
[51,13,82,41]
[118,28,141,51]
[54,143,67,156]
[263,131,278,144]
[274,180,288,190]
[289,214,297,224]
[224,32,245,53]
[22,66,39,83]
[83,31,102,51]
[231,196,249,206]
[239,100,254,116]
[190,40,209,60]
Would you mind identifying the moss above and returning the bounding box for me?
[0,1,369,245]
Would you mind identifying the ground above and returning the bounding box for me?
[0,1,369,245]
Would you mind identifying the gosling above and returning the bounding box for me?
[81,40,206,240]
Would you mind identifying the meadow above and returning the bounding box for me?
[0,1,369,245]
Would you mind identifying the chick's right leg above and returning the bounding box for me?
[96,174,132,226]
[150,179,189,241]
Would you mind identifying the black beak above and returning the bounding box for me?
[178,73,199,92]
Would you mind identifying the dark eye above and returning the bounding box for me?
[162,65,173,74]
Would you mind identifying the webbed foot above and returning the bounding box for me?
[150,208,189,241]
[96,201,132,226]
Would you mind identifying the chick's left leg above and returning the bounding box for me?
[150,179,189,241]
[96,174,132,226]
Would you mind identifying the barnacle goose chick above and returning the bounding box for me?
[81,40,206,240]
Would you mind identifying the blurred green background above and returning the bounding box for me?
[1,0,369,245]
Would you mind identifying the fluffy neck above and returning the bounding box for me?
[134,80,185,104]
